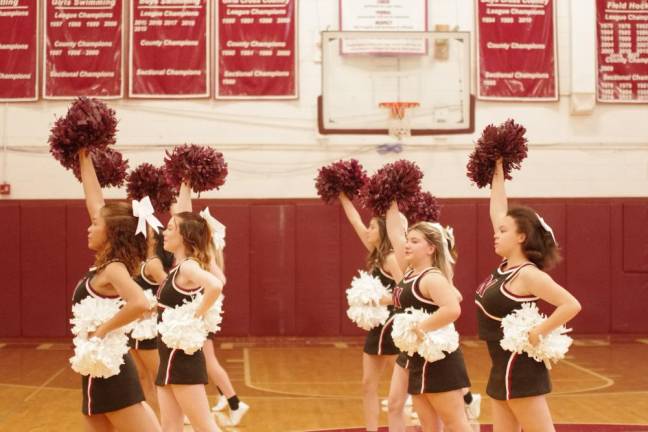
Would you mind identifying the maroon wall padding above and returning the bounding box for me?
[566,204,611,333]
[20,203,68,337]
[249,204,296,336]
[622,203,648,272]
[0,204,21,337]
[210,204,251,336]
[2,198,647,337]
[295,204,341,336]
[612,204,648,332]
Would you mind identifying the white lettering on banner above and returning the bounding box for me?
[135,69,201,76]
[0,44,29,50]
[0,0,19,7]
[0,10,28,17]
[0,73,32,80]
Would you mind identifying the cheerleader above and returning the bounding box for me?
[339,192,405,432]
[477,159,581,431]
[156,209,224,431]
[128,229,172,414]
[175,183,250,427]
[383,202,472,432]
[74,150,161,431]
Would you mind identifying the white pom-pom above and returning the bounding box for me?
[346,305,390,331]
[70,297,124,338]
[130,290,158,341]
[500,302,573,365]
[70,332,130,378]
[158,300,207,355]
[346,271,390,306]
[202,294,225,334]
[345,271,391,330]
[417,324,460,363]
[391,307,429,355]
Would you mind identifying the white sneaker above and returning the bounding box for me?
[211,395,228,412]
[229,401,249,426]
[465,393,481,420]
[183,415,191,425]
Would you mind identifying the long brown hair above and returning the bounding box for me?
[408,222,454,282]
[507,206,561,270]
[366,217,393,271]
[174,212,213,270]
[94,202,147,275]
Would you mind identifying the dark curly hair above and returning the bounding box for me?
[508,205,561,270]
[94,202,147,275]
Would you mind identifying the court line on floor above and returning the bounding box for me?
[242,348,361,399]
[546,359,615,395]
[23,368,67,402]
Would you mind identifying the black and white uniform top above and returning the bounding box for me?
[128,258,161,350]
[363,266,399,356]
[394,267,470,395]
[72,265,144,415]
[475,260,551,400]
[155,259,208,386]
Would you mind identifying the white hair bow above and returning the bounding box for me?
[199,207,226,251]
[535,213,558,245]
[132,196,163,238]
[429,222,455,264]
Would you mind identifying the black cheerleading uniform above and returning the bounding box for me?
[72,266,145,415]
[128,258,161,350]
[155,260,208,386]
[363,266,400,356]
[475,261,551,401]
[394,267,470,395]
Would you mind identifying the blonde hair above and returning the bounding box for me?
[408,221,455,282]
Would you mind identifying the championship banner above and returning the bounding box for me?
[216,0,297,99]
[339,0,428,54]
[0,0,38,101]
[597,0,648,103]
[129,0,209,98]
[476,0,558,101]
[44,0,123,99]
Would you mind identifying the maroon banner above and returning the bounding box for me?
[44,0,123,99]
[216,0,297,99]
[0,0,38,101]
[477,0,558,101]
[129,0,209,98]
[597,0,648,103]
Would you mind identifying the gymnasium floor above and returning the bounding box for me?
[0,337,647,432]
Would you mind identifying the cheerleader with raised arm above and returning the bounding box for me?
[476,159,581,431]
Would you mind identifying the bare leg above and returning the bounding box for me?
[104,402,161,432]
[425,390,472,432]
[412,394,443,432]
[203,339,236,397]
[82,415,114,432]
[491,399,521,432]
[157,385,184,432]
[387,363,409,432]
[131,348,160,414]
[172,384,220,432]
[362,353,396,431]
[507,396,555,432]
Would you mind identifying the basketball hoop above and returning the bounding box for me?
[379,102,419,140]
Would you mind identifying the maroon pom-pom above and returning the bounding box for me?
[49,97,118,170]
[126,163,176,213]
[467,119,528,188]
[362,160,423,215]
[164,144,228,193]
[404,191,441,224]
[72,148,129,188]
[315,159,368,204]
